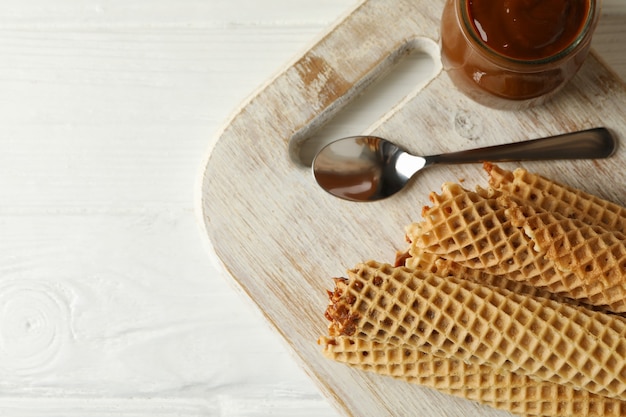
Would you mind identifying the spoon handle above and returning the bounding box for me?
[426,127,616,165]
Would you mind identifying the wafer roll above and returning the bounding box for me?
[486,163,626,235]
[407,183,542,273]
[324,260,626,400]
[406,183,576,294]
[402,248,585,309]
[406,181,626,311]
[507,203,626,312]
[320,335,626,417]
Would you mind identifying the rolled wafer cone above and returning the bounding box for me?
[507,203,626,312]
[406,183,578,295]
[402,247,545,302]
[485,163,626,235]
[319,335,626,417]
[407,182,540,273]
[405,181,626,310]
[407,183,522,271]
[324,260,626,400]
[402,248,586,309]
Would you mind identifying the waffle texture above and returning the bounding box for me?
[486,163,626,235]
[407,183,545,275]
[406,183,582,300]
[402,246,583,310]
[324,260,626,400]
[507,202,626,312]
[320,335,626,417]
[320,165,626,416]
[406,173,626,312]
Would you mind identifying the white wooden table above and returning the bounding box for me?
[1,1,626,416]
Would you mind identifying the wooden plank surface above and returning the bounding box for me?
[200,1,626,416]
[0,1,354,416]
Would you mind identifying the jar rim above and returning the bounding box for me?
[458,0,599,66]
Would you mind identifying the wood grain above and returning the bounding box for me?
[0,1,354,416]
[200,1,626,416]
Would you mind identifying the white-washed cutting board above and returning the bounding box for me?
[199,0,626,416]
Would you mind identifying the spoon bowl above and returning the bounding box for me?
[312,127,617,202]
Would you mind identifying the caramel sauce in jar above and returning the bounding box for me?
[441,0,601,109]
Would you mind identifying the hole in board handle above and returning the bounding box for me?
[290,40,440,167]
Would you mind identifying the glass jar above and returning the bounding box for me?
[440,0,601,109]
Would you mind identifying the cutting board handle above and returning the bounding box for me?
[285,1,444,162]
[226,1,445,164]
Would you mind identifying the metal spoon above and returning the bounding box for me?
[312,127,617,202]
